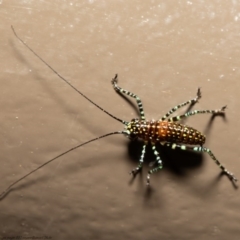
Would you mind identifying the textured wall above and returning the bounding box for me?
[0,1,240,239]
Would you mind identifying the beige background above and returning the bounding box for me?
[0,0,240,239]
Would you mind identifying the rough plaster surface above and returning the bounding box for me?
[0,1,240,239]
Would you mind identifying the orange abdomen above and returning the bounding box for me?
[136,120,205,145]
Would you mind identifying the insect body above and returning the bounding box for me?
[126,119,205,145]
[0,27,237,198]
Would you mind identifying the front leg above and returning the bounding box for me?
[112,74,146,120]
[130,143,147,176]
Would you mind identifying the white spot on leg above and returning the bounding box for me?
[181,145,186,150]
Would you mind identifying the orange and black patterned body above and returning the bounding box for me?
[127,119,206,145]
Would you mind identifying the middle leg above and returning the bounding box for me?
[167,106,226,122]
[147,143,163,185]
[161,88,201,121]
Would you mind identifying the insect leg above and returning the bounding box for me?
[111,74,146,120]
[168,106,226,122]
[146,143,163,185]
[130,142,147,176]
[164,143,237,182]
[161,88,201,121]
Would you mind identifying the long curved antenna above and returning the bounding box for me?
[0,131,124,198]
[11,26,128,125]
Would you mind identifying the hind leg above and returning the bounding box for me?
[164,143,237,182]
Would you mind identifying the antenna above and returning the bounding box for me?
[11,26,128,125]
[0,26,129,198]
[0,131,124,198]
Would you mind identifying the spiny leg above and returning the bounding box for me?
[111,74,146,120]
[197,146,237,182]
[164,142,237,182]
[161,88,201,121]
[130,142,147,176]
[168,106,226,122]
[147,143,163,185]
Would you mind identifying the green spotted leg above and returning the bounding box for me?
[111,74,146,120]
[130,143,147,176]
[163,142,237,182]
[146,143,163,185]
[161,88,201,121]
[168,106,226,122]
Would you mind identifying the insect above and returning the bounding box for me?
[0,27,237,198]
